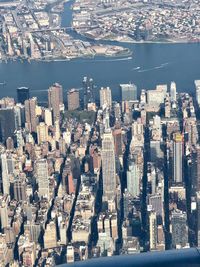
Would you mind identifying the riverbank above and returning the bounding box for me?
[75,30,199,45]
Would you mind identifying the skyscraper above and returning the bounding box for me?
[83,77,95,109]
[0,199,9,229]
[173,133,183,184]
[120,83,137,102]
[0,108,15,143]
[13,176,27,202]
[149,211,157,251]
[1,153,10,195]
[113,128,123,158]
[127,160,140,198]
[67,89,80,110]
[44,221,57,249]
[100,87,112,109]
[44,108,52,126]
[195,80,200,107]
[149,194,163,217]
[171,209,188,248]
[24,97,37,133]
[191,145,200,196]
[17,87,30,104]
[170,82,176,102]
[37,122,48,144]
[14,105,22,129]
[36,159,49,199]
[102,131,116,201]
[48,83,63,123]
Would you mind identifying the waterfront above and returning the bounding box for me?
[0,1,200,101]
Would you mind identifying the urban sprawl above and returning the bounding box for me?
[0,0,130,61]
[0,78,200,266]
[2,0,200,62]
[73,0,200,43]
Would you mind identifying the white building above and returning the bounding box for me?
[36,159,49,199]
[100,87,112,109]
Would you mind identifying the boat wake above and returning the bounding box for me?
[138,62,170,73]
[81,57,133,63]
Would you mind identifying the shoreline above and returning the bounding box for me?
[0,38,198,64]
[74,30,200,45]
[76,31,200,45]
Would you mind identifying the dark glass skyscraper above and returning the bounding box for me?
[17,87,30,104]
[0,108,16,143]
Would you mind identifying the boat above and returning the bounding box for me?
[132,66,140,71]
[0,81,6,86]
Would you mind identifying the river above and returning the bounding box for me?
[0,0,200,102]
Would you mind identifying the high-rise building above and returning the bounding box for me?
[191,145,200,196]
[22,246,36,267]
[0,197,9,229]
[113,128,123,157]
[59,221,67,245]
[165,93,171,118]
[1,153,10,195]
[102,131,116,201]
[150,140,163,163]
[149,194,163,217]
[147,85,167,106]
[195,80,200,107]
[14,105,22,130]
[44,108,52,126]
[103,109,110,132]
[120,84,137,101]
[0,108,15,143]
[151,115,161,141]
[170,82,177,102]
[48,83,63,123]
[140,89,146,104]
[24,97,37,133]
[149,211,157,251]
[171,209,188,248]
[55,120,60,142]
[6,137,14,150]
[173,133,183,184]
[83,77,95,109]
[113,102,121,122]
[37,122,48,144]
[127,160,140,198]
[131,119,144,148]
[196,192,200,246]
[184,118,198,146]
[67,89,80,110]
[150,165,156,195]
[17,87,30,104]
[66,245,74,263]
[44,221,57,249]
[13,176,27,202]
[100,87,112,109]
[24,222,41,243]
[36,159,49,199]
[0,234,9,266]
